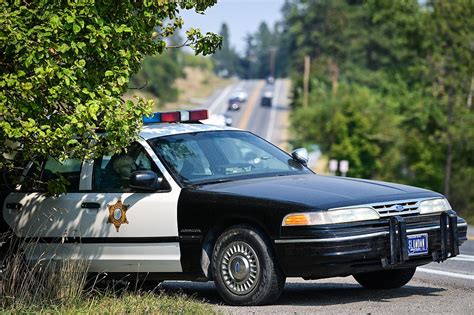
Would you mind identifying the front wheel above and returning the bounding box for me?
[353,267,416,289]
[212,225,285,306]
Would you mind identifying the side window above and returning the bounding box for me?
[93,143,164,192]
[39,158,82,191]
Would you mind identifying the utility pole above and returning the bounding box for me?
[303,55,310,108]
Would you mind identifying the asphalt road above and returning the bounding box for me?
[203,78,291,149]
[177,81,474,313]
[160,239,474,314]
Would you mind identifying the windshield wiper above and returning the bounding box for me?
[194,178,236,185]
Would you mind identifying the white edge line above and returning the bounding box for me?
[265,79,282,141]
[207,84,234,114]
[417,267,474,280]
[450,257,474,262]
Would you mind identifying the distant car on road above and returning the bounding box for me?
[230,90,248,103]
[266,76,275,85]
[261,91,273,107]
[228,97,241,111]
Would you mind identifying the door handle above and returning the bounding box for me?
[6,203,22,210]
[81,202,101,209]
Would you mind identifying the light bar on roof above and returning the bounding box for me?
[189,109,208,121]
[143,112,161,123]
[160,111,181,122]
[143,109,208,124]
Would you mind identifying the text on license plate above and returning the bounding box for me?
[407,233,428,256]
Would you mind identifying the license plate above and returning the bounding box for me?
[407,233,428,256]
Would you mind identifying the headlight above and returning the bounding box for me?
[282,207,380,226]
[419,198,451,214]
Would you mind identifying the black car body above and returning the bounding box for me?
[177,174,467,278]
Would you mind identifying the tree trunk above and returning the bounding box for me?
[467,75,473,109]
[328,58,339,95]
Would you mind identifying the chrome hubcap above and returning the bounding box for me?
[221,241,260,295]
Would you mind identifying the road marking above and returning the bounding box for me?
[450,254,474,262]
[207,84,234,114]
[237,80,265,130]
[468,236,474,241]
[417,267,474,280]
[265,79,282,142]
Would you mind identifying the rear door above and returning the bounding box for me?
[3,158,85,261]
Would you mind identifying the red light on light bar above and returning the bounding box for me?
[189,109,208,121]
[160,111,181,122]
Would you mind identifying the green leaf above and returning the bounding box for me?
[105,70,113,77]
[23,82,33,90]
[73,23,81,34]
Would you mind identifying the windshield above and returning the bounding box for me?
[148,131,311,185]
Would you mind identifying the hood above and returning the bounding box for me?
[195,174,442,210]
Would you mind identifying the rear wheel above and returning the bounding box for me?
[212,225,285,306]
[353,267,416,289]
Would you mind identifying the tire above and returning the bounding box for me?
[353,267,416,289]
[212,225,286,306]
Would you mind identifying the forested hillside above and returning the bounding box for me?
[280,0,473,219]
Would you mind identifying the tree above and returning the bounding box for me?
[212,23,242,77]
[0,1,221,186]
[285,0,474,220]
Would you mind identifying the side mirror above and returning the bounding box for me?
[291,148,309,166]
[130,171,163,191]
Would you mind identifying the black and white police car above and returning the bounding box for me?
[1,109,468,305]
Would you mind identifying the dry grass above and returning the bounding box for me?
[170,67,233,108]
[123,67,233,112]
[0,234,215,314]
[1,238,89,308]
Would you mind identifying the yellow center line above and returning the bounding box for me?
[468,236,474,241]
[237,80,265,130]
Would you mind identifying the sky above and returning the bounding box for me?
[180,0,286,55]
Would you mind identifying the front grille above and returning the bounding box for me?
[371,200,421,217]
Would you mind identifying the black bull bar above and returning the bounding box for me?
[381,211,459,268]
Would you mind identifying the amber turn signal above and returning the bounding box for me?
[283,214,309,226]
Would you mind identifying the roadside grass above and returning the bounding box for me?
[1,291,215,314]
[0,233,215,314]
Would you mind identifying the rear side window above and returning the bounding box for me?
[40,158,82,191]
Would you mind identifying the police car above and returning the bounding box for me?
[0,109,468,306]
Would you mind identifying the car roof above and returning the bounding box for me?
[139,122,238,140]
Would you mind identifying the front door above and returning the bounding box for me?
[2,141,182,274]
[75,141,182,273]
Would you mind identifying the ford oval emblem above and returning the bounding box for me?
[395,204,404,211]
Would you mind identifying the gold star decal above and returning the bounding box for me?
[107,198,129,232]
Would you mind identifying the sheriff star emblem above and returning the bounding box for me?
[107,198,129,232]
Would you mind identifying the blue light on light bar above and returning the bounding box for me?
[143,109,208,124]
[143,112,161,124]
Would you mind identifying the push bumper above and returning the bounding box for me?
[274,210,467,279]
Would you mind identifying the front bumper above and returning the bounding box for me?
[274,210,468,279]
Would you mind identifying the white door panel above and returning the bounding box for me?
[78,192,179,237]
[25,243,181,273]
[3,192,84,238]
